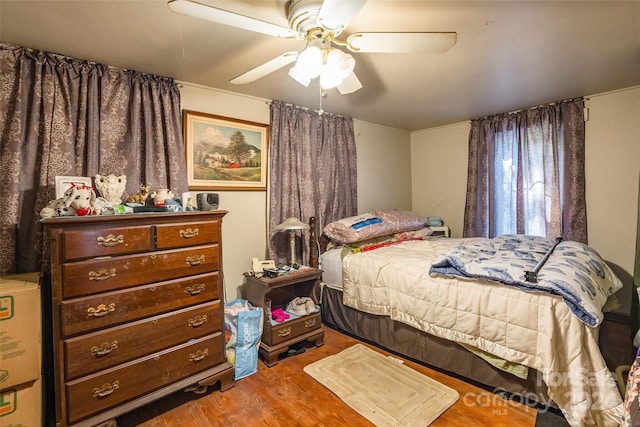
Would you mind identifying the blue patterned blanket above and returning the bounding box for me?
[429,235,622,326]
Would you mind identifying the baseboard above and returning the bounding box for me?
[605,311,631,324]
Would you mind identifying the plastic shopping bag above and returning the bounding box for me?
[224,299,263,380]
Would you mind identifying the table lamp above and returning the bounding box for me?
[275,217,310,266]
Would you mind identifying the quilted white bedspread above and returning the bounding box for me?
[342,238,624,427]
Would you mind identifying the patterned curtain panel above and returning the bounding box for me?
[268,101,357,265]
[632,176,640,340]
[463,97,587,243]
[0,43,186,274]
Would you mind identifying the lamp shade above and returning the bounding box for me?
[288,45,356,91]
[275,217,310,231]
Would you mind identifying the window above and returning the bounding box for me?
[463,98,587,243]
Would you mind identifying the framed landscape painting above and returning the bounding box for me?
[183,110,269,191]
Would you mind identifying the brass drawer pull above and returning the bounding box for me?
[304,318,317,328]
[188,315,207,327]
[277,327,291,337]
[190,349,208,362]
[97,234,124,247]
[180,228,199,238]
[185,283,205,296]
[87,303,116,318]
[91,341,119,356]
[89,268,116,281]
[92,380,119,398]
[186,255,205,266]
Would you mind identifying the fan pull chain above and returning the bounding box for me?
[318,85,327,116]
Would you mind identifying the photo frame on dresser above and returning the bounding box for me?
[183,110,269,191]
[54,175,92,199]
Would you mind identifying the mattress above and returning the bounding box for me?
[320,248,344,289]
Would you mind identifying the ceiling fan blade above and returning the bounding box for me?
[317,0,367,35]
[168,0,296,38]
[337,72,362,95]
[230,51,299,85]
[346,32,457,53]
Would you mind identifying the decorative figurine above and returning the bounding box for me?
[150,188,174,206]
[126,183,152,204]
[94,174,127,206]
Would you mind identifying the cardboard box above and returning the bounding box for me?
[0,377,42,427]
[0,274,41,389]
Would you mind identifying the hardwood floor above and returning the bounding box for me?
[117,326,536,427]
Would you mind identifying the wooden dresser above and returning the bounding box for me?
[43,211,234,427]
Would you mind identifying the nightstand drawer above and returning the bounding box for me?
[156,220,220,249]
[265,312,321,346]
[65,333,224,424]
[62,226,153,260]
[62,245,220,298]
[64,302,221,380]
[61,272,220,336]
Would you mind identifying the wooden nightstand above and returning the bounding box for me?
[244,268,324,366]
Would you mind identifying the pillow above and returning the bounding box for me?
[323,213,395,244]
[323,210,428,244]
[373,209,427,232]
[395,227,434,241]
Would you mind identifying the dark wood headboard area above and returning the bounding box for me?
[308,216,329,269]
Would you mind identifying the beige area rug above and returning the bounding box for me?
[304,344,459,427]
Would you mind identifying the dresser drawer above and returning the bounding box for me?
[62,226,153,261]
[265,312,321,346]
[62,245,220,298]
[65,333,224,424]
[60,272,220,336]
[156,220,220,249]
[64,302,221,380]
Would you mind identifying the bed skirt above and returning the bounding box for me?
[320,283,552,407]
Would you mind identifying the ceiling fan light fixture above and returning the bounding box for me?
[288,66,311,87]
[294,45,323,78]
[325,49,355,79]
[318,48,355,89]
[337,72,362,95]
[319,68,342,89]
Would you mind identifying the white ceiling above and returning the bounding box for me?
[1,0,639,131]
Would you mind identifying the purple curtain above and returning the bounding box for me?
[463,98,587,243]
[0,43,186,273]
[268,101,357,265]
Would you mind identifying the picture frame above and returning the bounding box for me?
[183,110,269,191]
[54,176,92,199]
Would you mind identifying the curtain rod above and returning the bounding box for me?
[505,97,584,115]
[267,100,350,119]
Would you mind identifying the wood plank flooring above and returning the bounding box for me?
[117,326,537,427]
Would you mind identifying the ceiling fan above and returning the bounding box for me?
[167,0,457,94]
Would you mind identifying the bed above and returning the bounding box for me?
[308,210,625,427]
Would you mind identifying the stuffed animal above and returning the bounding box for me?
[62,184,96,216]
[94,174,127,205]
[40,197,75,219]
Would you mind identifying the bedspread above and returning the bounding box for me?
[429,235,622,327]
[342,238,624,427]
